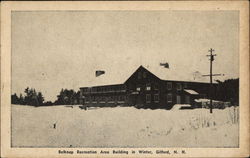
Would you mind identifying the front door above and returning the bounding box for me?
[176,95,181,104]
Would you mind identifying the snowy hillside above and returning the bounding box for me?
[12,104,239,147]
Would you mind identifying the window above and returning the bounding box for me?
[121,85,126,91]
[100,96,104,101]
[103,87,107,92]
[167,93,172,103]
[146,94,151,103]
[110,96,114,101]
[167,82,172,90]
[96,97,100,102]
[86,97,89,101]
[177,83,182,91]
[121,96,125,101]
[183,83,188,89]
[107,87,110,92]
[185,95,190,104]
[136,85,141,91]
[129,84,133,91]
[138,72,142,79]
[146,83,151,91]
[154,94,159,103]
[143,72,147,78]
[154,83,159,90]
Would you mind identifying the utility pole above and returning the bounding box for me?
[202,48,219,113]
[208,48,215,113]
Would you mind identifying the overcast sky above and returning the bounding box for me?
[12,11,239,101]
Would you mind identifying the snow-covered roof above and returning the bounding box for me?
[195,99,223,103]
[145,65,211,83]
[81,65,138,87]
[81,64,214,88]
[81,75,124,88]
[171,104,192,110]
[184,89,199,95]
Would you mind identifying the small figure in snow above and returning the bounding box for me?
[53,123,56,129]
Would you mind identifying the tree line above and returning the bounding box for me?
[11,87,81,106]
[11,87,44,106]
[214,78,239,105]
[11,78,239,106]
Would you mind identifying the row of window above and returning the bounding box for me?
[136,82,188,91]
[82,86,126,93]
[167,82,188,90]
[85,95,126,102]
[83,82,188,94]
[145,93,173,103]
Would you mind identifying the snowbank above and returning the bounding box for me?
[11,104,239,147]
[171,104,192,110]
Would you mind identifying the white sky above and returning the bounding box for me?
[12,11,239,101]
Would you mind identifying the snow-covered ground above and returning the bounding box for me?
[11,104,239,147]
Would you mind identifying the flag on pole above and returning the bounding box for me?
[95,70,105,77]
[160,62,169,68]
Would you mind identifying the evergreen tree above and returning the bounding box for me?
[11,93,19,104]
[19,94,24,105]
[23,87,45,106]
[54,89,79,105]
[215,78,239,105]
[37,92,44,106]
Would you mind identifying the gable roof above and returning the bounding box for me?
[81,64,215,88]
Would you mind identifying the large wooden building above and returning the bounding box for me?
[80,65,216,109]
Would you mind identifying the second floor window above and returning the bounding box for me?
[136,87,141,91]
[167,82,172,90]
[154,83,159,90]
[183,83,188,89]
[177,83,182,91]
[146,83,151,91]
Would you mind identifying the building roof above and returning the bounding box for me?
[81,64,217,88]
[144,65,211,83]
[81,65,137,87]
[184,89,199,95]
